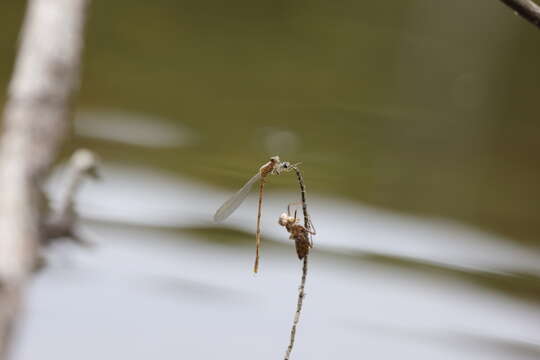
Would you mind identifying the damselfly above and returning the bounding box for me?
[214,156,293,273]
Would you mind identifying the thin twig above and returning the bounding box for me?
[292,166,314,237]
[498,0,540,29]
[284,166,313,360]
[284,255,308,360]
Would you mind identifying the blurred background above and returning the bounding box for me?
[2,1,540,359]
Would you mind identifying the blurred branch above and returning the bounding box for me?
[42,149,99,246]
[498,0,540,29]
[0,0,90,358]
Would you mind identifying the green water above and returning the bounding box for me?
[1,0,540,246]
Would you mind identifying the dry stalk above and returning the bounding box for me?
[283,166,314,360]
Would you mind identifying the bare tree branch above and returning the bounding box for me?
[0,0,90,357]
[43,149,99,246]
[498,0,540,29]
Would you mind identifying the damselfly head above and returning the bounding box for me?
[278,212,289,226]
[274,161,292,175]
[271,158,293,175]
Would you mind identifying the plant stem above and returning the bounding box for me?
[284,166,312,360]
[284,255,308,360]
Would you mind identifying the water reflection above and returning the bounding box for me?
[11,162,540,360]
[75,110,197,148]
[46,162,540,274]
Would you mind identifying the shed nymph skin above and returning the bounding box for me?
[278,210,313,260]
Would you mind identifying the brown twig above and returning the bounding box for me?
[0,0,90,357]
[284,166,313,360]
[292,166,315,237]
[498,0,540,29]
[284,255,308,360]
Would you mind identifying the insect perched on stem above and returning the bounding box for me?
[278,203,315,260]
[214,155,293,273]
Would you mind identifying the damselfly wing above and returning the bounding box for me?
[213,172,262,222]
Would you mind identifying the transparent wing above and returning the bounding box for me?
[214,172,261,222]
